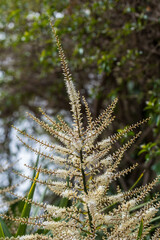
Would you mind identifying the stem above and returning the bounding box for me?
[80,150,88,194]
[74,106,94,232]
[80,149,94,231]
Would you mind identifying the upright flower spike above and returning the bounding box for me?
[50,21,83,138]
[3,24,160,240]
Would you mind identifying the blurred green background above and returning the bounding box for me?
[0,0,160,191]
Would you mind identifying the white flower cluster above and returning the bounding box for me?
[97,137,111,149]
[46,204,67,218]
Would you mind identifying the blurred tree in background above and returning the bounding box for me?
[0,0,160,191]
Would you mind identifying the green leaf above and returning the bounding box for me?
[129,171,144,191]
[15,156,40,215]
[138,148,147,155]
[137,218,143,240]
[32,155,40,181]
[0,218,11,237]
[15,170,39,237]
[0,223,5,238]
[59,197,69,208]
[8,9,21,20]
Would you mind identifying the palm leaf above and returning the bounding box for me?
[0,223,5,238]
[0,218,11,237]
[15,170,39,237]
[137,218,143,240]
